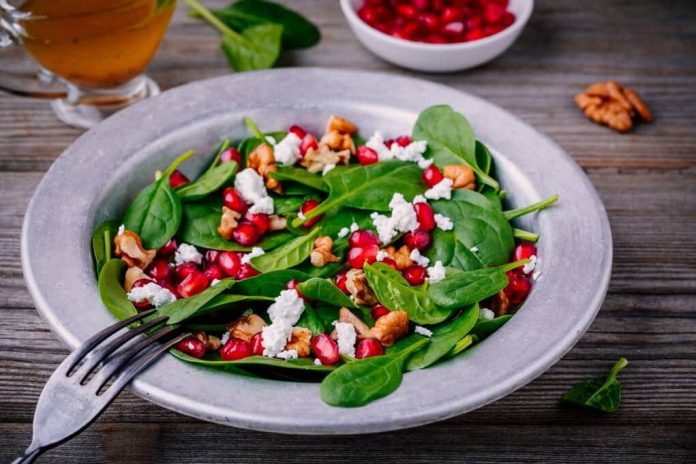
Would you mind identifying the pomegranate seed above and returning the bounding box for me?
[397,4,417,19]
[501,12,515,27]
[176,337,206,359]
[177,270,210,298]
[205,249,221,265]
[347,245,380,269]
[381,257,399,269]
[299,199,322,228]
[413,0,430,11]
[236,263,259,280]
[441,6,463,23]
[356,339,384,359]
[232,221,259,246]
[158,239,177,258]
[245,212,270,236]
[465,28,485,41]
[222,187,248,214]
[169,170,190,189]
[285,279,306,301]
[356,146,379,165]
[220,337,253,361]
[349,230,380,248]
[300,134,318,156]
[203,263,225,281]
[130,279,154,310]
[403,230,431,251]
[371,303,391,320]
[505,270,532,304]
[359,6,383,25]
[425,34,448,44]
[311,334,340,365]
[335,272,349,294]
[394,135,412,147]
[251,332,264,355]
[219,147,241,166]
[148,258,173,283]
[175,262,199,282]
[414,202,436,231]
[467,17,482,30]
[217,251,241,277]
[419,12,440,30]
[422,165,444,187]
[288,124,307,139]
[403,265,427,285]
[485,3,506,24]
[513,242,537,261]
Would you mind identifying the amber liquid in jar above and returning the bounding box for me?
[20,0,176,89]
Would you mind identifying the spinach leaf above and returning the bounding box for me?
[470,314,512,339]
[364,263,452,324]
[157,279,236,325]
[197,294,275,314]
[272,195,308,215]
[213,0,320,49]
[232,269,310,297]
[123,150,194,249]
[91,220,119,277]
[172,350,334,372]
[448,334,476,357]
[428,266,512,311]
[291,160,424,227]
[562,358,628,413]
[250,228,319,272]
[238,131,286,159]
[297,277,357,309]
[270,165,329,192]
[504,194,559,221]
[320,336,429,407]
[513,228,540,242]
[296,305,325,336]
[404,304,479,371]
[475,140,492,175]
[176,161,237,201]
[412,105,499,190]
[426,229,484,271]
[98,259,137,321]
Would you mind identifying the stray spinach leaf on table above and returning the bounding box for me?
[562,358,628,413]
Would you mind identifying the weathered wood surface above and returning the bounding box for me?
[1,0,695,462]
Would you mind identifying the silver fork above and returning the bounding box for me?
[12,309,190,463]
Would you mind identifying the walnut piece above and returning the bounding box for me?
[575,80,652,133]
[114,230,156,269]
[285,327,312,357]
[443,165,476,190]
[300,145,351,173]
[124,266,148,292]
[345,269,378,305]
[490,290,510,317]
[247,143,281,193]
[268,214,287,231]
[227,313,267,343]
[370,311,409,346]
[383,245,413,271]
[194,331,221,351]
[310,236,340,267]
[326,115,358,135]
[217,206,241,240]
[320,131,356,154]
[338,307,373,339]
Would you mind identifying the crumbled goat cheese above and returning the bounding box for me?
[127,282,177,308]
[523,255,538,274]
[248,196,274,215]
[365,131,394,161]
[417,158,434,169]
[480,308,495,321]
[434,214,454,231]
[334,322,357,358]
[267,289,305,326]
[220,332,230,346]
[277,349,298,360]
[371,212,396,245]
[426,260,446,283]
[272,132,302,166]
[414,326,433,337]
[241,246,265,264]
[470,246,479,253]
[425,178,453,200]
[376,250,389,262]
[174,243,203,266]
[211,279,221,286]
[410,248,430,267]
[365,131,431,167]
[117,224,125,235]
[314,358,322,366]
[261,320,293,358]
[370,193,420,245]
[412,195,427,204]
[350,222,360,232]
[234,168,274,215]
[337,227,350,239]
[322,163,336,175]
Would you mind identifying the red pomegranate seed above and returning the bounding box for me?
[219,147,241,166]
[158,238,177,258]
[232,221,259,246]
[413,0,430,12]
[176,337,206,359]
[217,251,241,277]
[236,263,259,280]
[414,202,436,231]
[359,6,383,25]
[513,242,537,261]
[349,229,380,248]
[300,133,318,156]
[403,265,427,286]
[397,4,417,19]
[299,199,322,228]
[168,170,190,189]
[419,12,440,31]
[203,263,225,281]
[205,249,221,265]
[501,12,515,27]
[371,303,391,320]
[285,279,306,301]
[130,278,154,310]
[148,258,173,283]
[355,339,384,359]
[175,262,199,282]
[222,187,248,214]
[441,6,463,23]
[380,257,399,269]
[504,270,532,304]
[177,270,210,298]
[348,245,380,269]
[251,332,264,355]
[467,17,482,30]
[335,272,349,294]
[422,164,444,187]
[485,3,506,24]
[403,230,431,251]
[356,146,379,165]
[465,28,485,41]
[288,124,307,139]
[425,34,448,44]
[245,212,270,236]
[311,334,340,365]
[220,337,253,361]
[394,135,412,147]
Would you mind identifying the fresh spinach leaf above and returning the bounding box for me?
[504,194,559,221]
[172,350,334,372]
[91,220,119,277]
[319,336,429,407]
[197,294,275,314]
[98,259,137,321]
[426,229,484,271]
[272,195,308,215]
[364,263,452,324]
[296,305,326,336]
[470,314,512,339]
[270,165,329,192]
[176,160,237,201]
[296,277,357,309]
[157,279,236,325]
[475,140,492,175]
[232,269,310,297]
[562,358,628,413]
[250,228,320,272]
[427,266,515,311]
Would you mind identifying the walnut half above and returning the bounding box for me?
[227,313,267,343]
[345,269,378,305]
[310,236,340,267]
[370,311,409,346]
[286,327,312,357]
[114,230,156,269]
[443,165,476,190]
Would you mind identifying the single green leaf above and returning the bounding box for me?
[427,267,509,311]
[91,220,119,277]
[272,195,309,215]
[425,229,484,271]
[176,160,237,201]
[250,228,320,272]
[221,23,283,71]
[470,314,512,339]
[270,165,329,192]
[196,294,275,315]
[475,140,493,175]
[157,279,236,325]
[172,350,334,372]
[296,305,326,336]
[562,358,628,413]
[98,259,137,321]
[232,269,310,297]
[297,277,357,309]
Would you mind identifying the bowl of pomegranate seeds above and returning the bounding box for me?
[341,0,534,71]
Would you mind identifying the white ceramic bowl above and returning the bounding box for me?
[341,0,534,72]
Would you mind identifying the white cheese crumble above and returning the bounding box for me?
[480,307,495,321]
[127,282,177,308]
[426,260,446,283]
[470,246,479,253]
[417,158,434,169]
[350,222,360,232]
[334,322,357,358]
[412,194,427,204]
[117,224,125,235]
[365,131,431,167]
[241,246,265,264]
[174,243,203,266]
[414,326,433,337]
[425,178,453,200]
[523,255,538,274]
[220,331,230,346]
[272,132,302,166]
[313,358,322,366]
[261,289,306,358]
[211,279,221,286]
[248,196,274,215]
[337,227,350,239]
[371,212,394,244]
[322,163,336,176]
[234,168,275,215]
[410,248,430,267]
[261,320,292,358]
[370,193,420,245]
[376,250,389,262]
[365,131,394,161]
[277,349,298,360]
[434,214,454,231]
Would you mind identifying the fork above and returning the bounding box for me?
[12,309,190,463]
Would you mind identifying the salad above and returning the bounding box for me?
[92,105,558,407]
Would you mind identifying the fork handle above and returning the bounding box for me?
[12,446,43,463]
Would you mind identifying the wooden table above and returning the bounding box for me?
[1,1,695,462]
